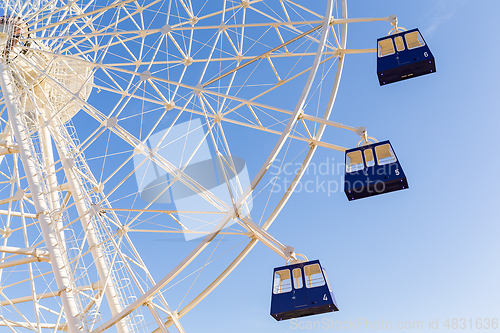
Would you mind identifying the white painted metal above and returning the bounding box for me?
[0,62,84,332]
[0,282,103,306]
[0,256,50,269]
[0,245,49,256]
[52,124,130,333]
[161,1,351,330]
[0,0,400,332]
[93,0,335,330]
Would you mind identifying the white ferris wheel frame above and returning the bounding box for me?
[0,0,399,332]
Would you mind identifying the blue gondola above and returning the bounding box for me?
[377,28,435,85]
[270,260,339,321]
[344,140,408,201]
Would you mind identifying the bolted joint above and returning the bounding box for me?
[246,232,257,240]
[355,126,367,137]
[58,286,73,296]
[387,15,397,25]
[165,100,175,111]
[188,16,199,26]
[284,245,295,259]
[105,116,118,128]
[214,113,222,123]
[95,182,105,193]
[182,57,194,66]
[160,24,171,35]
[193,83,204,95]
[0,227,12,238]
[117,224,130,236]
[89,203,104,217]
[35,210,49,220]
[235,53,244,63]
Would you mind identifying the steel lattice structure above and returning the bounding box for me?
[0,0,396,331]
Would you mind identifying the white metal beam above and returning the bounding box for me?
[0,282,103,306]
[0,256,50,270]
[92,1,335,331]
[0,210,36,218]
[0,62,84,333]
[0,246,49,257]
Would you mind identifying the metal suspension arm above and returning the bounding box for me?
[238,216,295,260]
[330,15,397,25]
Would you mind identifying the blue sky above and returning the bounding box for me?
[178,1,500,332]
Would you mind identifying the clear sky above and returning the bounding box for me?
[178,1,500,332]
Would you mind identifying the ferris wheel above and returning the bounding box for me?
[0,0,434,332]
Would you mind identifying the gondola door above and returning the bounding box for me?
[291,267,307,310]
[394,35,410,66]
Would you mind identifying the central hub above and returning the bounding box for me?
[0,14,94,124]
[0,16,27,54]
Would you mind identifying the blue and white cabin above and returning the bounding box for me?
[270,260,339,321]
[344,140,408,201]
[377,28,435,85]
